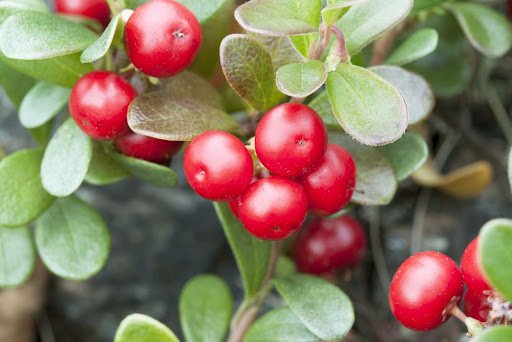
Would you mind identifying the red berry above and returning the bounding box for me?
[55,0,110,27]
[255,103,327,177]
[292,215,366,274]
[461,237,492,295]
[463,290,490,323]
[124,0,202,78]
[184,131,253,201]
[238,177,308,240]
[229,197,241,218]
[115,131,182,164]
[298,144,356,216]
[389,251,464,331]
[69,71,137,140]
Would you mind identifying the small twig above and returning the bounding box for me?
[330,26,350,63]
[369,206,391,292]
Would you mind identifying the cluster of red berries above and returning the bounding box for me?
[184,103,357,240]
[57,0,202,164]
[389,237,496,331]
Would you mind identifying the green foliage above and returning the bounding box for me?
[321,0,367,27]
[114,314,179,342]
[109,152,178,187]
[274,256,297,278]
[19,81,70,128]
[386,28,439,66]
[411,0,446,14]
[472,326,512,342]
[80,12,124,63]
[0,225,35,288]
[0,58,35,107]
[308,91,338,128]
[508,148,512,192]
[162,71,224,109]
[85,143,130,186]
[289,33,318,58]
[276,61,327,98]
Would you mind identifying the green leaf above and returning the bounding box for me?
[80,13,123,63]
[0,225,35,288]
[377,133,428,181]
[220,34,282,111]
[234,0,322,36]
[41,118,93,197]
[274,256,297,278]
[0,11,97,60]
[29,121,53,146]
[385,28,438,66]
[162,71,223,109]
[479,218,512,301]
[3,0,48,12]
[326,63,408,146]
[322,0,367,27]
[0,58,35,107]
[213,202,271,298]
[273,274,354,341]
[0,0,46,26]
[369,65,434,124]
[85,143,129,186]
[109,152,178,187]
[289,32,318,58]
[251,34,304,71]
[179,275,233,342]
[19,81,70,128]
[244,307,320,342]
[411,0,446,14]
[276,61,327,98]
[35,196,110,280]
[0,149,54,227]
[308,91,338,128]
[337,0,413,55]
[330,133,397,205]
[446,3,512,59]
[473,326,512,342]
[115,314,179,342]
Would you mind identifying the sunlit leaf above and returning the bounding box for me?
[385,28,438,66]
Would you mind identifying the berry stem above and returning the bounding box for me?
[447,304,484,337]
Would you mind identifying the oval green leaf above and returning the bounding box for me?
[85,143,129,186]
[326,63,408,146]
[213,202,271,298]
[289,32,318,58]
[162,71,223,109]
[385,28,439,66]
[19,81,70,128]
[41,118,93,197]
[0,11,97,60]
[473,326,512,342]
[276,61,327,98]
[115,314,179,342]
[179,275,233,342]
[0,149,54,227]
[35,196,110,280]
[80,13,123,63]
[273,274,354,341]
[479,218,512,301]
[109,152,178,187]
[0,225,35,288]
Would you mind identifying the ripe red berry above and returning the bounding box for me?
[55,0,110,27]
[292,215,366,275]
[389,251,464,331]
[238,177,308,240]
[461,237,492,295]
[184,131,253,201]
[255,103,327,178]
[463,290,490,323]
[124,0,202,78]
[69,71,137,140]
[115,131,183,164]
[298,144,356,216]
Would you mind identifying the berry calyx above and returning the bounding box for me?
[69,71,137,140]
[184,131,253,201]
[115,131,183,164]
[464,290,490,323]
[124,0,202,78]
[292,215,366,275]
[238,177,308,240]
[461,237,492,295]
[298,144,356,216]
[389,251,464,331]
[255,103,327,178]
[55,0,110,27]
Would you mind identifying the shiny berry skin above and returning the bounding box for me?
[292,215,366,275]
[69,71,137,140]
[124,0,202,78]
[55,0,110,27]
[238,177,308,240]
[389,251,464,331]
[298,144,356,216]
[461,237,492,295]
[184,131,253,201]
[115,131,183,164]
[463,290,490,322]
[255,103,327,177]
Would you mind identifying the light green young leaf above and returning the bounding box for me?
[35,196,110,280]
[289,32,318,58]
[386,28,438,66]
[0,149,54,227]
[19,81,70,128]
[234,0,322,36]
[109,152,178,187]
[115,314,179,342]
[276,61,327,98]
[473,326,512,342]
[322,0,368,26]
[85,143,129,186]
[273,274,354,341]
[0,225,35,288]
[41,118,93,197]
[479,218,512,301]
[214,202,271,298]
[179,275,233,342]
[446,3,512,58]
[244,307,320,342]
[80,13,123,63]
[326,63,408,146]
